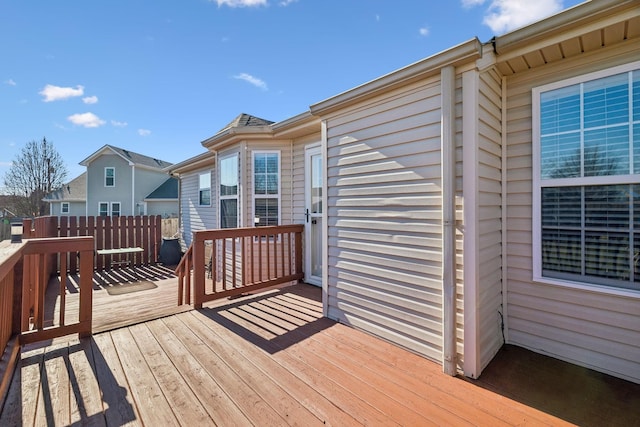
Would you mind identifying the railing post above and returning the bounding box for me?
[78,248,93,337]
[193,233,204,309]
[295,228,303,277]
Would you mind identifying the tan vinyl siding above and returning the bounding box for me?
[477,67,504,369]
[325,77,446,362]
[505,43,640,383]
[180,169,216,247]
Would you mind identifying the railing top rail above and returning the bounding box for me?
[193,224,304,242]
[0,241,25,280]
[22,236,95,255]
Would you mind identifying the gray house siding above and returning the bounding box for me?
[180,169,216,247]
[86,154,132,216]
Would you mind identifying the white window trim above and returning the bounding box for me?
[105,167,115,187]
[252,150,281,228]
[98,201,109,217]
[198,171,212,207]
[532,60,640,297]
[60,202,69,215]
[218,152,240,229]
[111,201,121,217]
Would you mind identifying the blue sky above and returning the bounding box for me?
[0,0,585,184]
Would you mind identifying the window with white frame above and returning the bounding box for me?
[533,62,640,291]
[199,172,211,206]
[61,202,69,214]
[253,151,280,227]
[219,153,239,229]
[99,202,109,217]
[98,201,121,217]
[105,167,115,187]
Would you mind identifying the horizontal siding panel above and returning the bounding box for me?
[332,218,442,235]
[329,247,441,278]
[327,304,443,362]
[332,284,443,333]
[509,298,639,344]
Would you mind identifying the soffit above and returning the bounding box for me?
[495,1,639,76]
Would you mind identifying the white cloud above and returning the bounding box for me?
[233,73,268,90]
[82,95,98,104]
[111,120,128,127]
[279,0,297,5]
[138,129,151,136]
[214,0,267,7]
[470,0,563,34]
[419,27,430,36]
[4,79,16,86]
[67,112,106,128]
[39,84,84,102]
[462,0,486,8]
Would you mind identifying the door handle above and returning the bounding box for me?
[305,209,310,223]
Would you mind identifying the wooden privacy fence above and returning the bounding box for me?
[25,215,163,273]
[176,224,304,308]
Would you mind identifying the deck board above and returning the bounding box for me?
[3,283,638,426]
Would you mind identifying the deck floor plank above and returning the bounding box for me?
[156,312,288,426]
[169,312,326,427]
[143,319,251,426]
[322,319,567,426]
[193,306,404,427]
[109,327,179,426]
[67,338,106,426]
[128,322,214,426]
[90,333,141,427]
[7,283,638,426]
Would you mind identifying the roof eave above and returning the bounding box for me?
[494,0,638,55]
[310,38,482,116]
[201,126,274,150]
[271,111,321,139]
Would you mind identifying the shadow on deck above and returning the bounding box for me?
[3,282,639,426]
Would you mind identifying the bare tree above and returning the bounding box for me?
[3,137,68,217]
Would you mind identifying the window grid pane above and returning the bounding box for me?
[538,67,639,290]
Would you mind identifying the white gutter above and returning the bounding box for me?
[131,165,136,216]
[462,68,480,378]
[441,65,457,376]
[501,76,509,343]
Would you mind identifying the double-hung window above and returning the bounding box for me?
[105,167,115,187]
[199,172,211,206]
[253,151,280,227]
[533,62,640,291]
[61,202,69,214]
[219,153,239,229]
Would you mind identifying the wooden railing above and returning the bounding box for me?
[0,236,94,410]
[176,224,304,308]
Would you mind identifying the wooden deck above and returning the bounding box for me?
[2,283,639,426]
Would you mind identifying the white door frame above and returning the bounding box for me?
[304,144,323,286]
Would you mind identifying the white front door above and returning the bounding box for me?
[304,146,323,286]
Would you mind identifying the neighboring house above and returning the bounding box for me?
[78,145,175,217]
[172,1,640,384]
[43,172,87,216]
[143,177,179,218]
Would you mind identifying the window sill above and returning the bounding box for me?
[533,275,640,300]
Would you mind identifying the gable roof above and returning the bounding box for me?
[79,144,172,170]
[145,177,178,200]
[43,172,87,202]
